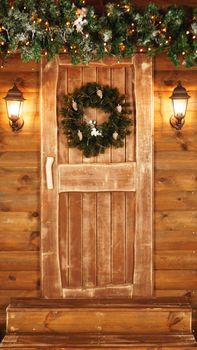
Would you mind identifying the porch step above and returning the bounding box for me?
[6,298,193,335]
[1,333,197,349]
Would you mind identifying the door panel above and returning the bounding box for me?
[41,55,153,298]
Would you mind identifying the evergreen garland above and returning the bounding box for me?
[0,0,196,67]
[61,82,132,157]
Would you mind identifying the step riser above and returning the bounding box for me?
[8,309,191,334]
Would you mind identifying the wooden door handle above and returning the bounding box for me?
[46,156,54,190]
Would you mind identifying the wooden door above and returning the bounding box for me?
[41,55,153,299]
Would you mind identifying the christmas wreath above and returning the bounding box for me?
[61,82,132,158]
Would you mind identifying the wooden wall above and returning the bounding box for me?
[0,53,197,337]
[0,57,41,338]
[154,55,197,300]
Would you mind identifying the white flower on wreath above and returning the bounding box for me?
[72,100,78,111]
[113,131,118,140]
[116,104,122,113]
[74,7,88,33]
[91,127,102,137]
[77,130,83,141]
[87,119,96,126]
[73,17,87,32]
[97,89,103,99]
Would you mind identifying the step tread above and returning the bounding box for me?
[7,297,191,310]
[1,333,197,347]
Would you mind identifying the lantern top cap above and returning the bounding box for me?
[4,83,25,102]
[170,81,190,100]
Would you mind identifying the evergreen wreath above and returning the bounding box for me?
[61,82,132,158]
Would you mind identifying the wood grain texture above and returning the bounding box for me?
[40,57,62,297]
[133,54,154,297]
[59,163,136,192]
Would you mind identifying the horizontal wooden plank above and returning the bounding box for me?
[0,152,39,168]
[154,71,197,92]
[155,191,197,211]
[155,270,197,290]
[0,72,39,93]
[155,290,197,300]
[155,170,197,192]
[155,251,197,270]
[0,231,40,251]
[155,131,197,152]
[0,133,39,152]
[7,308,191,334]
[1,333,196,349]
[154,53,197,71]
[59,163,136,192]
[0,193,39,212]
[0,168,39,193]
[155,211,197,231]
[155,231,197,251]
[155,152,197,170]
[59,55,133,67]
[1,55,39,72]
[0,252,39,271]
[0,271,39,290]
[0,212,39,232]
[0,290,40,308]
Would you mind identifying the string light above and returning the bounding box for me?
[186,31,190,35]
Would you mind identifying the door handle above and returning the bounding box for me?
[46,156,54,190]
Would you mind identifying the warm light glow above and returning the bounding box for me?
[172,99,187,117]
[6,100,23,121]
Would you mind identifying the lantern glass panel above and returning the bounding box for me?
[6,100,23,121]
[172,98,188,118]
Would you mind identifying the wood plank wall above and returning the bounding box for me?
[0,56,41,338]
[0,53,197,337]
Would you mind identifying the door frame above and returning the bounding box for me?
[40,54,154,298]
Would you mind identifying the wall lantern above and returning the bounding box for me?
[4,83,25,132]
[169,81,190,130]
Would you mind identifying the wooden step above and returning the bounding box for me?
[1,333,197,349]
[6,298,193,335]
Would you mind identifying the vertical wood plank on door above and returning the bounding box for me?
[111,67,126,285]
[125,63,135,285]
[69,193,82,287]
[133,54,154,297]
[58,67,69,289]
[67,67,83,288]
[96,67,111,287]
[41,57,62,297]
[58,66,68,164]
[126,192,135,283]
[82,193,96,287]
[59,193,69,287]
[82,67,97,288]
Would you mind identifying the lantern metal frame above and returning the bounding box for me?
[169,81,190,130]
[4,83,25,132]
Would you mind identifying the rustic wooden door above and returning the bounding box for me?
[41,55,153,299]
